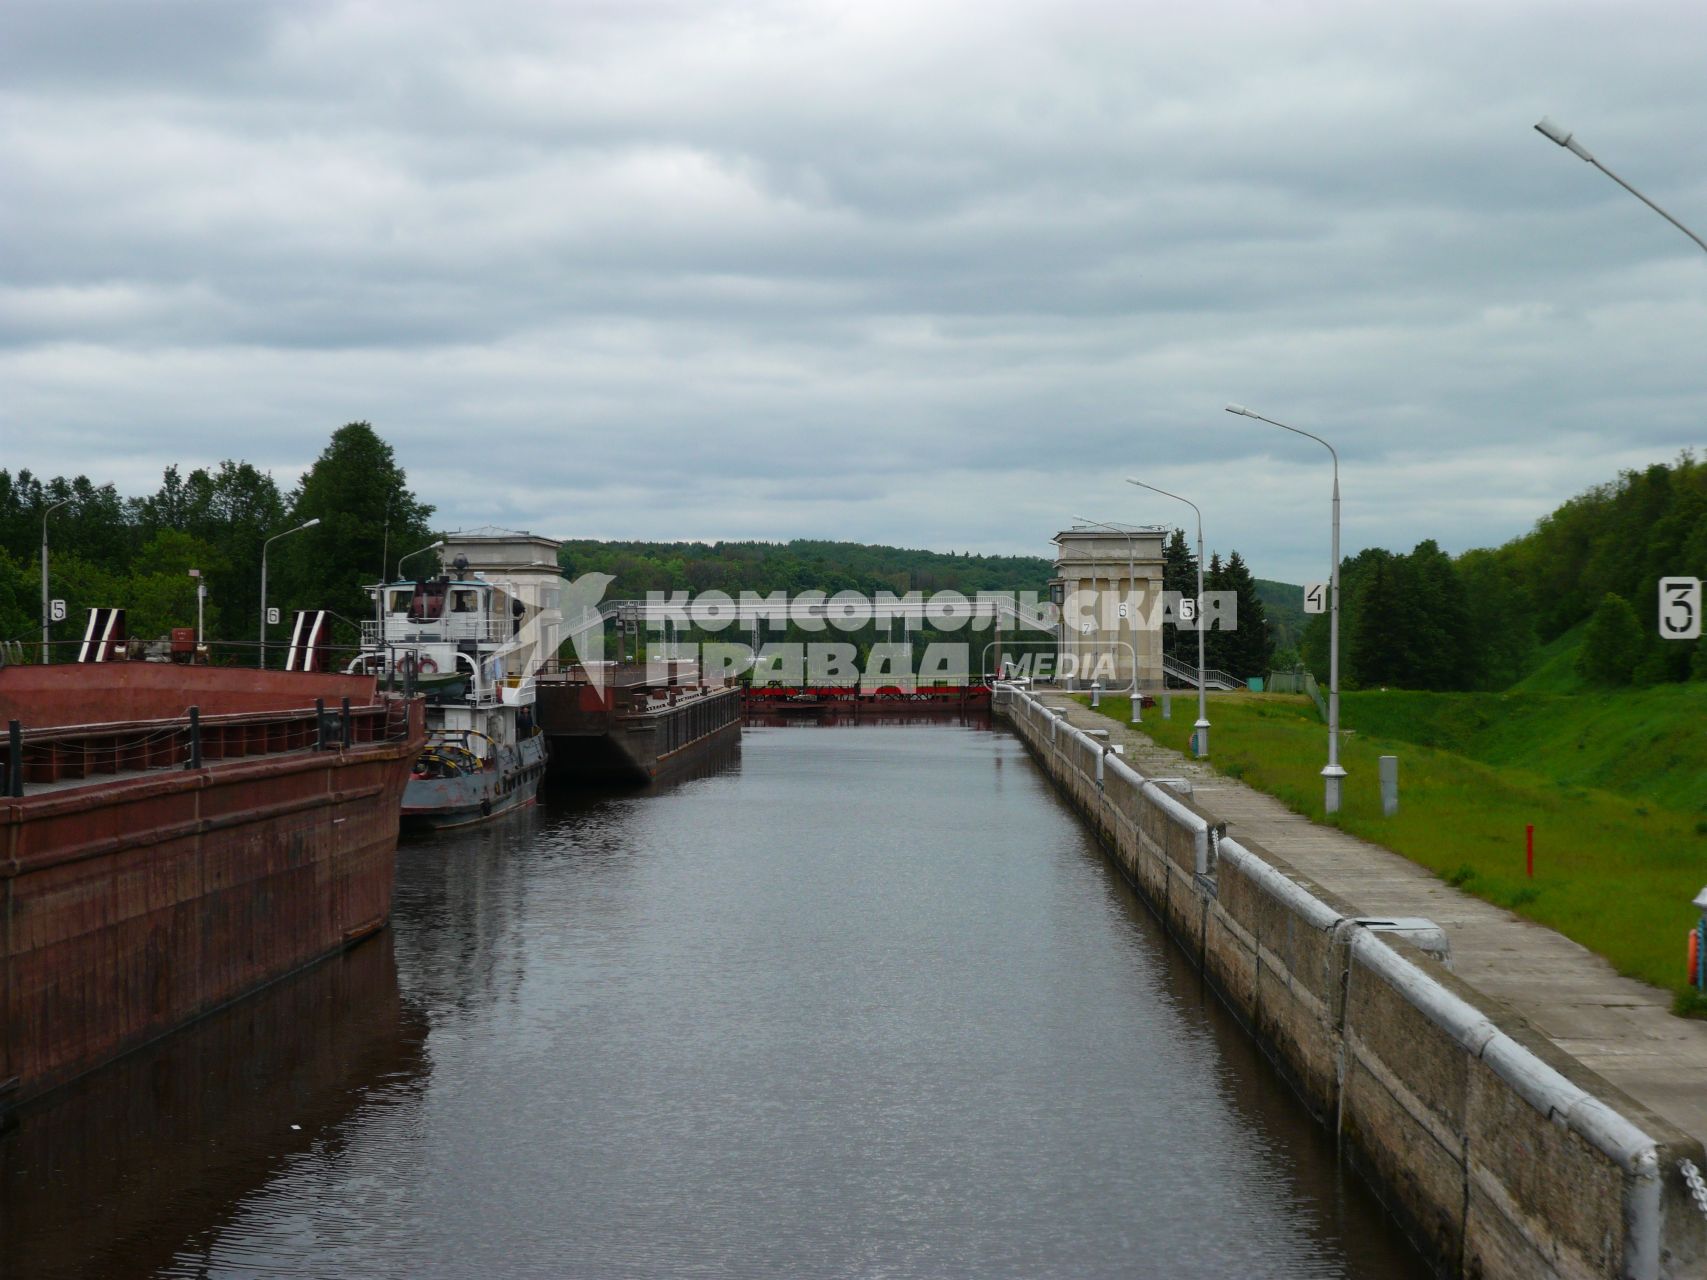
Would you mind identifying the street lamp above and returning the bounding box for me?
[1074,516,1143,724]
[39,497,71,664]
[189,569,205,645]
[1225,403,1346,813]
[397,539,445,582]
[1534,118,1707,257]
[258,518,321,669]
[1049,532,1073,689]
[1124,481,1209,758]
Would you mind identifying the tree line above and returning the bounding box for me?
[571,531,1278,682]
[0,424,433,659]
[559,538,1056,601]
[1,447,1285,687]
[1296,453,1707,690]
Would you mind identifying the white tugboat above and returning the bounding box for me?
[358,528,563,831]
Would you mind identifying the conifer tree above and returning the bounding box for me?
[1160,527,1197,666]
[1202,552,1230,673]
[1350,552,1402,687]
[1220,550,1272,678]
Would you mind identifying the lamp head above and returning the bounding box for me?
[301,517,321,530]
[1534,117,1593,162]
[1224,404,1252,417]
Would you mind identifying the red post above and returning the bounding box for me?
[1526,823,1534,879]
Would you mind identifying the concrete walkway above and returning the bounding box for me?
[1038,691,1707,1147]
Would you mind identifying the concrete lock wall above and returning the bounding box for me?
[994,686,1707,1280]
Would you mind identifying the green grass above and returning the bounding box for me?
[1079,691,1707,1003]
[1508,622,1587,694]
[1338,682,1707,815]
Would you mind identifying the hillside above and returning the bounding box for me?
[1255,578,1306,655]
[1508,624,1588,694]
[1293,454,1706,692]
[557,538,1056,598]
[1341,682,1707,814]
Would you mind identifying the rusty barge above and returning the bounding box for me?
[0,662,424,1111]
[535,662,743,784]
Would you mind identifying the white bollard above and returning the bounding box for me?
[1379,755,1398,816]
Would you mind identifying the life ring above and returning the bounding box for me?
[1689,928,1701,987]
[418,655,439,675]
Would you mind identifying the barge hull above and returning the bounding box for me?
[536,680,743,784]
[2,679,424,1110]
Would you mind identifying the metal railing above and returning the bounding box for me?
[1265,667,1328,720]
[3,700,412,797]
[361,617,513,645]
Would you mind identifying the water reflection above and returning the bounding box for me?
[1,932,425,1280]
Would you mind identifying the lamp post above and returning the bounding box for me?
[1225,404,1345,812]
[1534,118,1707,257]
[1537,116,1704,689]
[1074,516,1143,724]
[39,497,71,664]
[189,569,205,645]
[258,518,321,669]
[1050,533,1074,689]
[1125,480,1209,758]
[397,539,445,582]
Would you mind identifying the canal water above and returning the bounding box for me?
[3,722,1430,1279]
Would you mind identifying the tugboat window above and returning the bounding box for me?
[410,581,447,621]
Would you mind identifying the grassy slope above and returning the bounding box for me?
[1509,623,1589,694]
[1339,682,1707,815]
[1082,691,1707,1001]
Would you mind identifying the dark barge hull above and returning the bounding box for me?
[0,664,424,1110]
[536,679,743,784]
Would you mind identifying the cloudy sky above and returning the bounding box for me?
[4,0,1704,581]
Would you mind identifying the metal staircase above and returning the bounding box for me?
[1160,653,1244,691]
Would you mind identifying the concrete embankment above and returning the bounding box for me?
[996,686,1706,1280]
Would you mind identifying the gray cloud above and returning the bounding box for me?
[3,0,1705,583]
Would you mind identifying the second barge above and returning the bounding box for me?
[534,662,742,784]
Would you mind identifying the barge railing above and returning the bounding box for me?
[1,701,415,794]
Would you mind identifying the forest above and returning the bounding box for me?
[559,538,1055,599]
[563,536,1278,678]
